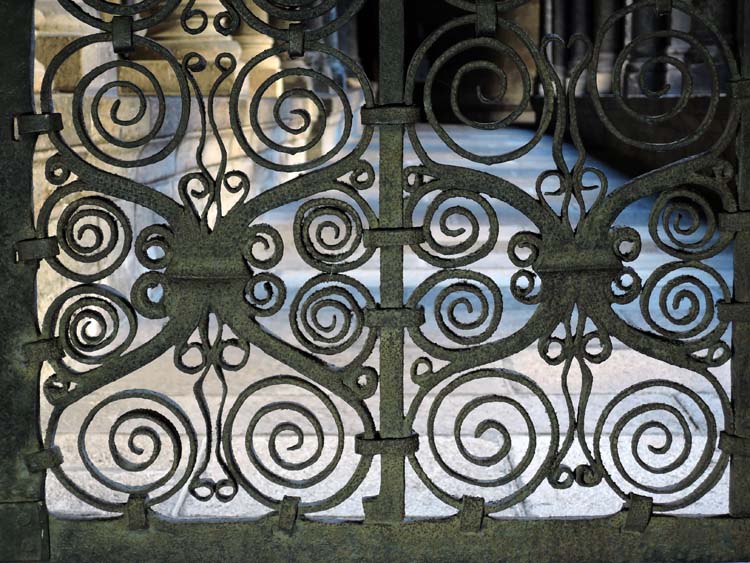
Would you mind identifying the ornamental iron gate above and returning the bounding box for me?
[2,0,750,561]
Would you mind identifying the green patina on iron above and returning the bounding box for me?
[2,0,750,561]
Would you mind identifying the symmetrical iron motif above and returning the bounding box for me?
[4,0,750,560]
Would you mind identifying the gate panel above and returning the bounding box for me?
[1,0,750,561]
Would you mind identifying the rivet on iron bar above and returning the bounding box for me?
[363,227,425,248]
[475,0,497,37]
[14,237,59,264]
[288,24,305,59]
[622,494,653,534]
[14,113,63,139]
[459,496,485,534]
[363,307,425,329]
[24,447,63,474]
[360,105,421,126]
[719,431,750,456]
[23,338,63,364]
[112,16,135,55]
[126,494,148,531]
[655,0,672,16]
[354,433,420,456]
[717,301,750,323]
[276,496,300,537]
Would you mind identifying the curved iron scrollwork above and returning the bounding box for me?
[33,0,740,521]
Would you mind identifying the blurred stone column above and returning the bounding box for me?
[34,9,46,93]
[336,2,360,62]
[567,0,591,95]
[665,8,692,97]
[233,3,282,96]
[137,0,242,94]
[35,0,104,92]
[550,0,568,81]
[625,3,669,96]
[685,0,735,95]
[269,15,314,94]
[594,0,624,93]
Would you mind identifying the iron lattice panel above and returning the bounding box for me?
[2,0,750,561]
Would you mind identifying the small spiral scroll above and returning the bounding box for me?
[44,285,137,368]
[136,225,174,271]
[230,45,373,173]
[409,369,558,513]
[290,274,375,355]
[48,195,133,283]
[594,380,725,510]
[409,189,499,268]
[406,16,553,164]
[223,375,371,512]
[41,35,190,169]
[640,261,730,344]
[649,189,731,260]
[508,231,543,305]
[47,389,197,512]
[244,224,284,270]
[294,198,374,272]
[245,273,287,317]
[588,1,737,151]
[407,270,503,357]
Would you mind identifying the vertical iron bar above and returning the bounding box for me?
[364,0,406,524]
[730,0,750,517]
[0,1,50,560]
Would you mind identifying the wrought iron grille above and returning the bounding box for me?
[2,0,750,561]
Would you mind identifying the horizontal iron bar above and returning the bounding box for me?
[22,338,63,363]
[363,228,425,248]
[24,447,63,474]
[361,105,420,125]
[363,307,424,328]
[14,113,63,137]
[48,513,750,563]
[720,431,750,456]
[14,237,59,263]
[718,301,750,322]
[720,211,750,231]
[354,433,420,456]
[534,251,622,274]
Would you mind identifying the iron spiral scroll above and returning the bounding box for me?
[30,0,741,525]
